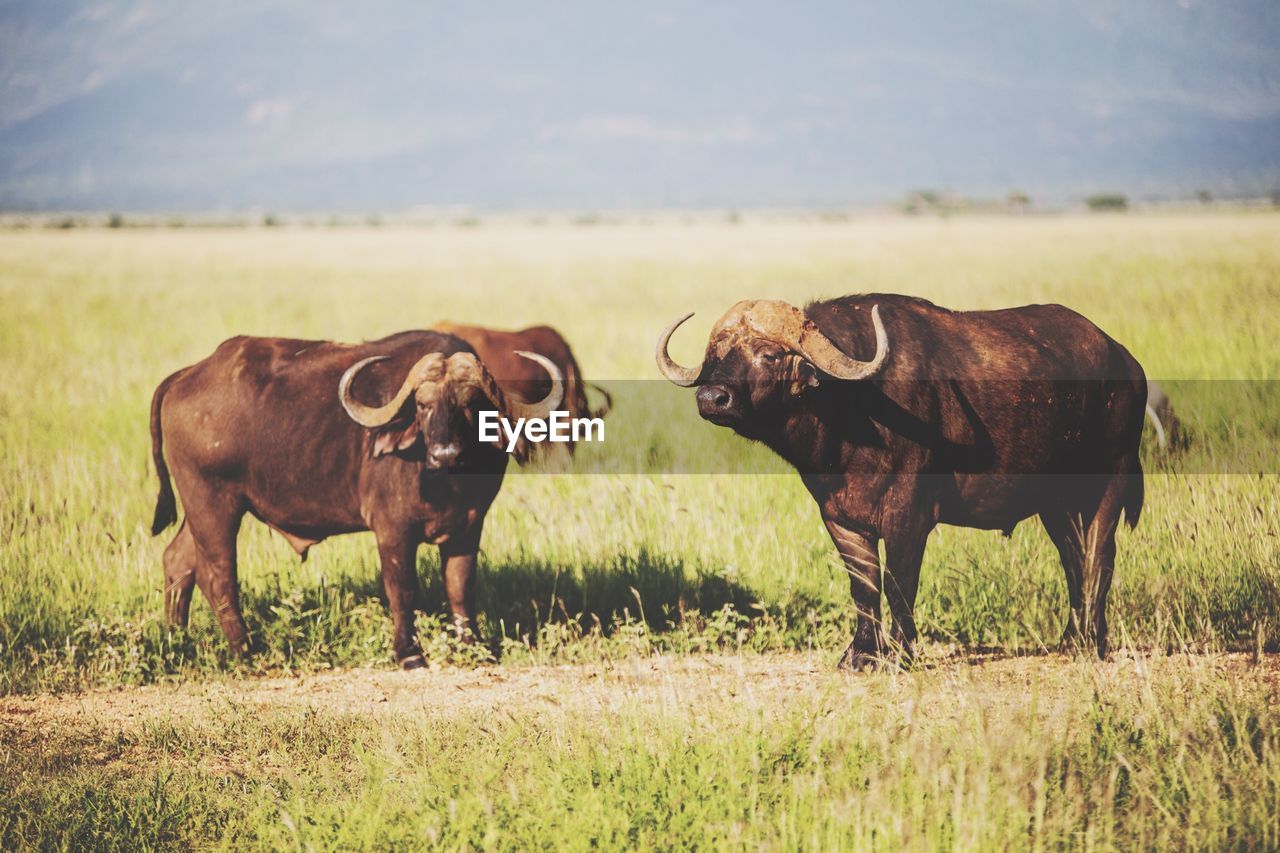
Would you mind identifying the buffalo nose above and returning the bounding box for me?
[428,443,461,467]
[696,385,733,411]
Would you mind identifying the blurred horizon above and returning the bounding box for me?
[2,1,1278,213]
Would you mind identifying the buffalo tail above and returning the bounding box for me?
[149,370,182,535]
[586,381,613,419]
[1123,467,1144,530]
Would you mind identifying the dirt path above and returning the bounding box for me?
[3,651,1278,739]
[0,654,828,731]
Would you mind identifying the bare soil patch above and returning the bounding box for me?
[3,650,1277,741]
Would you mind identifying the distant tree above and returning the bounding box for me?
[108,212,125,228]
[1195,189,1213,205]
[263,213,281,227]
[1006,190,1031,213]
[1086,193,1128,212]
[902,189,969,217]
[903,190,941,215]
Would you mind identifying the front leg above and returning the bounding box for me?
[376,529,426,669]
[882,528,928,665]
[439,520,485,644]
[824,519,885,670]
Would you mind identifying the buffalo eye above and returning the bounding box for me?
[760,351,781,364]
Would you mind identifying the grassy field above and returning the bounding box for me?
[2,212,1279,847]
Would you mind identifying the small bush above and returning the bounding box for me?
[1086,193,1129,212]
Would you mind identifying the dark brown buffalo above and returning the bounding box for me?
[434,323,611,455]
[657,294,1145,667]
[149,330,563,667]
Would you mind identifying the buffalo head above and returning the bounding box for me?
[656,300,888,432]
[339,350,563,467]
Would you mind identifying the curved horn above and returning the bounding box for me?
[797,304,889,381]
[655,312,701,387]
[339,353,440,427]
[506,351,565,420]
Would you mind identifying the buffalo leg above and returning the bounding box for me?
[1040,509,1087,651]
[439,523,484,644]
[377,532,425,669]
[1082,473,1128,658]
[825,520,885,670]
[1087,522,1118,659]
[1042,474,1123,659]
[162,521,199,627]
[882,530,928,663]
[189,535,247,653]
[188,537,248,650]
[183,493,250,657]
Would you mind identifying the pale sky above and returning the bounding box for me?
[1,1,1277,210]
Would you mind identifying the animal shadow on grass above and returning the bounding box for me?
[448,549,763,655]
[235,548,762,664]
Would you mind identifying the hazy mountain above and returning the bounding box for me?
[2,0,1277,211]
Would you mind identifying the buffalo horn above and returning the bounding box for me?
[798,304,889,381]
[655,312,701,386]
[505,351,565,420]
[338,353,442,427]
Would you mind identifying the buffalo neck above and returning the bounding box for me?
[765,380,887,475]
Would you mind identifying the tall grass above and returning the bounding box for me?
[1,214,1279,691]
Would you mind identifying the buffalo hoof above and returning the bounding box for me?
[836,644,882,672]
[1058,627,1103,658]
[399,654,428,671]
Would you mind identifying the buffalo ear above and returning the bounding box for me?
[372,421,421,457]
[793,358,820,392]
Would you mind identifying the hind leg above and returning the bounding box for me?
[178,482,250,656]
[1040,509,1087,651]
[1082,474,1129,658]
[162,521,199,627]
[193,538,249,656]
[1041,476,1125,658]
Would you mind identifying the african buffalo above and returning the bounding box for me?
[149,330,562,667]
[657,294,1145,667]
[434,322,611,456]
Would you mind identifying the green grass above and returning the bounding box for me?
[4,654,1278,849]
[2,214,1278,689]
[2,213,1279,848]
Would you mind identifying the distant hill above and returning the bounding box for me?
[2,1,1278,211]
